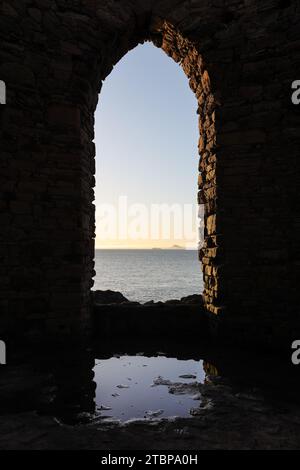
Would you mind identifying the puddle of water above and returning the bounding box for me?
[2,343,300,428]
[94,354,205,422]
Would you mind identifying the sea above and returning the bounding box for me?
[94,249,203,303]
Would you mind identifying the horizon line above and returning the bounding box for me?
[95,247,199,250]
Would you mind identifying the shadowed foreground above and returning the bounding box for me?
[0,330,299,450]
[1,375,300,450]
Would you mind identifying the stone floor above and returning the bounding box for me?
[1,375,300,450]
[0,339,300,450]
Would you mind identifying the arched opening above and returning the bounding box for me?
[93,41,203,303]
[89,21,219,318]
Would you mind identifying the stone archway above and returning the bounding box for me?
[0,0,299,347]
[71,12,221,337]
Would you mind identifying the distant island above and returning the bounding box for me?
[152,245,184,250]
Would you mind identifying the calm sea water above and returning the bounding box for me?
[94,249,203,303]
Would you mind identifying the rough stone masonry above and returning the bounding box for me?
[0,0,299,348]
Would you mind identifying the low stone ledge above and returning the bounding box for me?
[92,291,208,340]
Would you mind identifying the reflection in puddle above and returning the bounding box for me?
[3,341,299,431]
[2,342,300,450]
[94,355,205,422]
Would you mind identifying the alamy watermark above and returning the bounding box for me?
[96,196,204,248]
[291,340,300,365]
[0,340,6,365]
[291,80,300,105]
[0,80,6,104]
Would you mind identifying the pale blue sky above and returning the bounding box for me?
[94,42,199,248]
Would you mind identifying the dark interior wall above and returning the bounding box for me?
[0,0,299,347]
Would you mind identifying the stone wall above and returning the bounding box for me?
[0,0,299,347]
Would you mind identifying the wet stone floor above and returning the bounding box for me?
[0,339,300,449]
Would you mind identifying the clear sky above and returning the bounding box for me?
[94,42,199,249]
